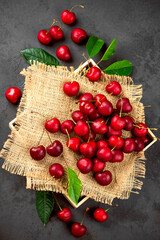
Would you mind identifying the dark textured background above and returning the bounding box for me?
[0,0,160,239]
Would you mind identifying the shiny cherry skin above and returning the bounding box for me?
[116,98,132,113]
[106,125,122,137]
[141,136,150,145]
[80,93,93,102]
[49,25,63,40]
[5,87,22,103]
[71,28,87,43]
[123,116,133,131]
[97,147,112,162]
[93,158,105,172]
[111,116,126,130]
[96,140,108,150]
[30,145,46,161]
[57,207,72,222]
[87,66,101,82]
[134,137,145,151]
[108,136,124,149]
[98,100,113,116]
[63,81,79,97]
[122,138,135,153]
[45,118,60,133]
[110,150,124,162]
[72,110,87,122]
[91,118,108,134]
[80,101,95,116]
[49,163,64,179]
[82,130,96,142]
[77,158,93,174]
[71,223,87,238]
[93,208,108,222]
[106,81,122,95]
[94,94,107,107]
[89,109,101,120]
[56,45,71,61]
[67,137,81,152]
[80,141,97,158]
[61,10,76,25]
[61,120,75,134]
[95,170,112,186]
[47,140,63,157]
[74,120,89,136]
[37,30,52,45]
[132,123,148,137]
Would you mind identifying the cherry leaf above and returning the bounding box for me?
[68,168,82,204]
[101,38,117,61]
[87,36,104,58]
[104,60,133,76]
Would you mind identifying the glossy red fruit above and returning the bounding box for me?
[72,110,87,122]
[141,136,150,145]
[63,81,79,97]
[61,10,76,25]
[134,137,145,151]
[57,207,72,222]
[82,130,96,142]
[37,30,52,45]
[106,125,122,137]
[96,140,108,150]
[47,140,63,157]
[61,120,75,134]
[111,116,126,130]
[93,208,108,222]
[5,87,22,103]
[93,158,105,172]
[80,93,93,102]
[132,123,148,137]
[49,25,63,40]
[77,158,93,174]
[98,100,113,116]
[122,138,135,153]
[116,98,132,113]
[87,66,101,82]
[110,150,124,162]
[89,109,101,120]
[95,170,112,186]
[80,141,97,158]
[67,137,81,152]
[74,120,89,136]
[108,136,124,149]
[71,223,87,238]
[56,45,71,61]
[123,116,133,131]
[49,163,64,179]
[45,118,60,133]
[94,94,107,107]
[110,109,120,119]
[97,147,112,162]
[71,28,87,43]
[106,81,122,95]
[80,102,95,116]
[30,145,46,161]
[91,118,108,134]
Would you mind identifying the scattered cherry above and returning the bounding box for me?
[80,93,93,102]
[132,123,148,137]
[49,163,64,179]
[72,110,87,122]
[95,170,112,186]
[110,149,124,162]
[141,136,150,145]
[87,66,101,82]
[116,98,132,113]
[108,136,124,149]
[134,137,145,151]
[61,120,75,134]
[94,94,107,107]
[123,116,133,131]
[30,145,46,161]
[47,140,63,157]
[93,158,105,172]
[111,116,126,130]
[80,101,95,116]
[63,81,79,97]
[57,207,72,222]
[67,137,81,152]
[49,25,63,40]
[74,120,89,136]
[106,125,122,137]
[122,138,135,153]
[77,158,93,174]
[82,130,96,142]
[71,28,87,43]
[106,81,122,95]
[37,30,52,45]
[97,147,112,162]
[91,118,108,134]
[89,109,101,120]
[98,99,113,116]
[96,140,108,150]
[45,118,60,133]
[61,10,76,24]
[56,45,71,61]
[80,141,97,158]
[93,205,118,222]
[5,87,22,103]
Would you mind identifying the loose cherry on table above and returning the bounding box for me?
[93,205,118,222]
[5,87,22,103]
[49,163,64,179]
[91,118,108,134]
[111,116,126,131]
[61,5,84,25]
[79,101,95,116]
[37,30,52,45]
[86,66,101,82]
[110,149,124,162]
[108,136,124,149]
[47,140,63,157]
[74,120,89,136]
[71,28,87,43]
[122,138,135,153]
[95,170,112,186]
[72,110,87,122]
[132,123,148,137]
[56,45,71,61]
[67,137,81,152]
[98,99,113,116]
[61,120,75,134]
[93,158,105,172]
[116,97,132,113]
[45,118,61,133]
[77,157,93,174]
[49,25,64,40]
[94,94,107,107]
[82,130,96,142]
[96,140,108,150]
[30,145,46,161]
[80,140,97,158]
[106,81,122,96]
[106,125,122,137]
[80,92,94,102]
[123,116,133,131]
[63,81,79,97]
[97,147,112,162]
[134,137,145,151]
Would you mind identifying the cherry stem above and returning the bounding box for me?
[96,59,102,66]
[82,52,88,61]
[65,128,70,142]
[80,207,89,225]
[119,98,123,118]
[70,5,84,12]
[46,131,53,144]
[114,163,117,183]
[133,124,158,131]
[72,119,76,125]
[105,204,118,212]
[37,128,45,145]
[87,122,91,143]
[111,137,120,151]
[144,105,151,108]
[52,192,62,211]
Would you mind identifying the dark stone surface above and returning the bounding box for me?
[0,0,160,239]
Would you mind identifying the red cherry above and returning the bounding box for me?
[111,116,126,130]
[30,145,46,161]
[98,100,113,116]
[80,93,93,102]
[74,120,89,137]
[67,137,81,152]
[106,81,122,95]
[134,137,145,151]
[45,118,60,133]
[82,130,96,142]
[61,120,74,134]
[46,140,63,157]
[94,94,107,107]
[37,30,52,45]
[80,141,97,158]
[95,170,112,186]
[56,45,71,61]
[132,123,148,137]
[72,110,87,122]
[71,223,87,238]
[89,109,101,120]
[93,158,105,172]
[96,140,108,150]
[71,28,87,43]
[5,87,22,103]
[108,136,124,149]
[63,81,79,97]
[141,136,150,145]
[122,138,135,153]
[61,10,76,25]
[97,147,112,162]
[93,208,108,222]
[91,118,108,134]
[49,163,64,179]
[49,25,63,40]
[110,150,124,162]
[123,116,133,131]
[80,101,95,116]
[110,109,120,119]
[87,66,101,82]
[106,125,122,137]
[116,98,132,113]
[57,207,72,222]
[77,158,93,174]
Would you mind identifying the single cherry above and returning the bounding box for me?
[91,118,108,134]
[108,136,124,149]
[141,136,150,146]
[80,141,97,158]
[74,120,89,136]
[77,158,93,174]
[111,116,126,130]
[61,10,76,24]
[47,140,63,157]
[89,109,101,120]
[95,170,112,186]
[134,137,145,151]
[94,94,107,107]
[80,93,93,102]
[96,140,108,150]
[97,147,112,162]
[122,138,135,153]
[30,145,46,161]
[98,99,113,116]
[37,30,52,45]
[116,98,132,113]
[87,66,101,82]
[106,81,122,95]
[123,116,133,131]
[5,87,22,103]
[57,207,72,222]
[106,125,122,137]
[61,120,75,134]
[132,123,148,137]
[71,28,87,43]
[56,45,71,61]
[67,137,81,152]
[110,150,124,162]
[93,205,118,222]
[45,118,60,133]
[80,101,95,116]
[93,158,105,172]
[49,25,63,40]
[72,110,87,122]
[63,81,79,97]
[82,130,96,142]
[49,163,64,179]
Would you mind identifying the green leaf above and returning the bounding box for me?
[104,60,133,76]
[68,168,82,204]
[20,48,60,66]
[36,191,54,226]
[87,36,104,58]
[101,38,117,61]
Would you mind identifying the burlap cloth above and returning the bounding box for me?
[0,62,146,205]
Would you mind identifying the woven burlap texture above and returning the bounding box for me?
[0,62,146,205]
